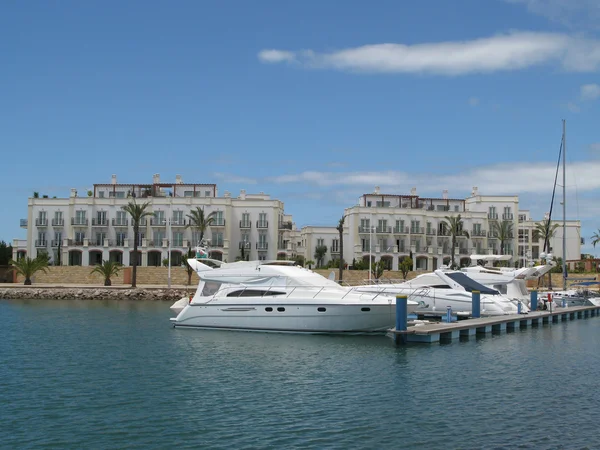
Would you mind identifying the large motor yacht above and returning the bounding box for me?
[354,269,524,316]
[171,260,419,334]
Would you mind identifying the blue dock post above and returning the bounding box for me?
[472,290,481,318]
[517,301,522,314]
[395,295,408,344]
[446,306,452,323]
[531,290,538,312]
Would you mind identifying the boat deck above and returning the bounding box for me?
[388,305,600,344]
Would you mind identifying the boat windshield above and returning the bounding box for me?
[445,272,499,295]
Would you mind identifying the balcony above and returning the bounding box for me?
[393,226,409,234]
[150,218,166,227]
[279,221,293,230]
[89,239,106,247]
[112,218,129,227]
[20,219,28,228]
[71,218,89,226]
[358,226,373,233]
[426,229,436,236]
[92,218,109,227]
[51,240,61,247]
[35,218,48,227]
[471,230,487,237]
[256,220,268,229]
[212,241,225,248]
[148,239,163,247]
[488,231,498,239]
[376,226,392,234]
[330,246,340,254]
[239,221,251,229]
[239,241,252,249]
[212,219,226,227]
[488,213,498,220]
[256,242,268,250]
[502,213,514,220]
[410,227,425,234]
[52,219,64,227]
[172,239,184,247]
[171,218,187,227]
[35,240,47,247]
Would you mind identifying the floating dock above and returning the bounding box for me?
[389,305,600,344]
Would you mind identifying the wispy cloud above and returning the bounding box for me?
[566,101,581,113]
[258,31,600,75]
[468,97,480,107]
[504,0,600,29]
[580,83,600,100]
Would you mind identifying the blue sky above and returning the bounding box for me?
[2,0,600,254]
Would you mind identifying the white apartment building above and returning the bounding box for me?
[300,186,581,271]
[13,174,299,266]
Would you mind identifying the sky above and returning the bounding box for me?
[2,0,600,254]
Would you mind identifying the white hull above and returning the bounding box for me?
[172,302,404,334]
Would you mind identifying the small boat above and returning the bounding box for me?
[170,259,418,334]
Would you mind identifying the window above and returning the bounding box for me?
[241,213,250,227]
[135,231,144,247]
[376,201,390,207]
[258,213,267,228]
[53,211,63,226]
[317,238,324,247]
[116,211,127,226]
[116,232,126,246]
[154,211,165,225]
[377,219,387,232]
[173,232,183,247]
[53,231,62,246]
[331,239,339,252]
[366,201,372,207]
[214,211,224,226]
[153,231,164,246]
[96,211,107,225]
[173,210,184,225]
[95,232,106,246]
[227,289,286,297]
[201,281,221,296]
[361,238,370,252]
[360,218,371,232]
[75,210,86,225]
[454,205,459,212]
[258,233,267,249]
[184,191,193,197]
[205,190,211,197]
[211,232,223,247]
[75,231,85,244]
[99,191,105,198]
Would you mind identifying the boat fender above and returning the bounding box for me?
[189,295,193,304]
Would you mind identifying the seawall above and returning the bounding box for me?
[0,287,191,301]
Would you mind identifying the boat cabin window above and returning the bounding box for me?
[493,284,508,295]
[445,272,499,295]
[201,281,222,296]
[227,289,286,297]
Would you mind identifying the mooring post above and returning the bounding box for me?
[395,295,408,344]
[446,306,452,323]
[472,290,481,318]
[517,301,522,314]
[531,289,538,311]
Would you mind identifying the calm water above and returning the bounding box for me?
[1,299,599,450]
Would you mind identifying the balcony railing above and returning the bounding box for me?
[35,240,47,247]
[35,218,48,226]
[51,240,61,247]
[171,219,186,227]
[150,218,166,226]
[239,221,251,229]
[52,219,64,227]
[279,221,293,230]
[410,227,425,234]
[502,213,514,220]
[256,242,268,250]
[358,226,373,233]
[471,230,487,237]
[425,229,436,236]
[172,240,184,247]
[256,221,268,229]
[239,242,251,249]
[20,219,28,228]
[488,231,498,239]
[330,246,340,253]
[112,218,129,227]
[376,226,392,233]
[393,226,409,234]
[71,218,88,226]
[92,218,109,226]
[488,213,498,220]
[212,219,226,227]
[89,239,106,247]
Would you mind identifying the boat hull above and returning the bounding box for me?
[171,302,409,334]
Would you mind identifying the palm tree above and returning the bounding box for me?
[183,247,196,285]
[591,229,600,248]
[9,256,49,285]
[305,259,315,270]
[443,214,470,269]
[492,220,514,263]
[90,260,123,286]
[122,200,153,288]
[336,215,345,282]
[186,207,215,246]
[314,245,327,268]
[534,219,560,289]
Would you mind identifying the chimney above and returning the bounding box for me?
[410,187,417,196]
[442,189,448,200]
[153,173,160,184]
[70,188,78,198]
[175,174,183,184]
[111,174,117,185]
[239,189,246,200]
[472,186,478,196]
[374,186,380,194]
[224,191,231,198]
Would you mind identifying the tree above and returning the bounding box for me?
[9,256,49,285]
[399,257,413,280]
[314,245,327,268]
[443,214,470,269]
[336,215,345,283]
[186,207,215,246]
[591,229,600,249]
[294,255,305,267]
[371,260,385,280]
[492,220,514,261]
[90,260,123,286]
[535,219,560,289]
[0,240,13,265]
[183,247,196,285]
[305,260,315,270]
[122,200,153,288]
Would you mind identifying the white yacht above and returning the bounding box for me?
[354,269,523,316]
[170,260,419,334]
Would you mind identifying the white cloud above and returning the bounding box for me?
[580,83,600,100]
[566,102,581,112]
[468,97,480,107]
[257,49,296,63]
[504,0,600,29]
[258,31,600,75]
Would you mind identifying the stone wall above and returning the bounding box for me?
[0,287,189,301]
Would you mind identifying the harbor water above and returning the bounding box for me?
[2,298,599,449]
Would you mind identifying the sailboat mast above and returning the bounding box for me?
[562,119,567,290]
